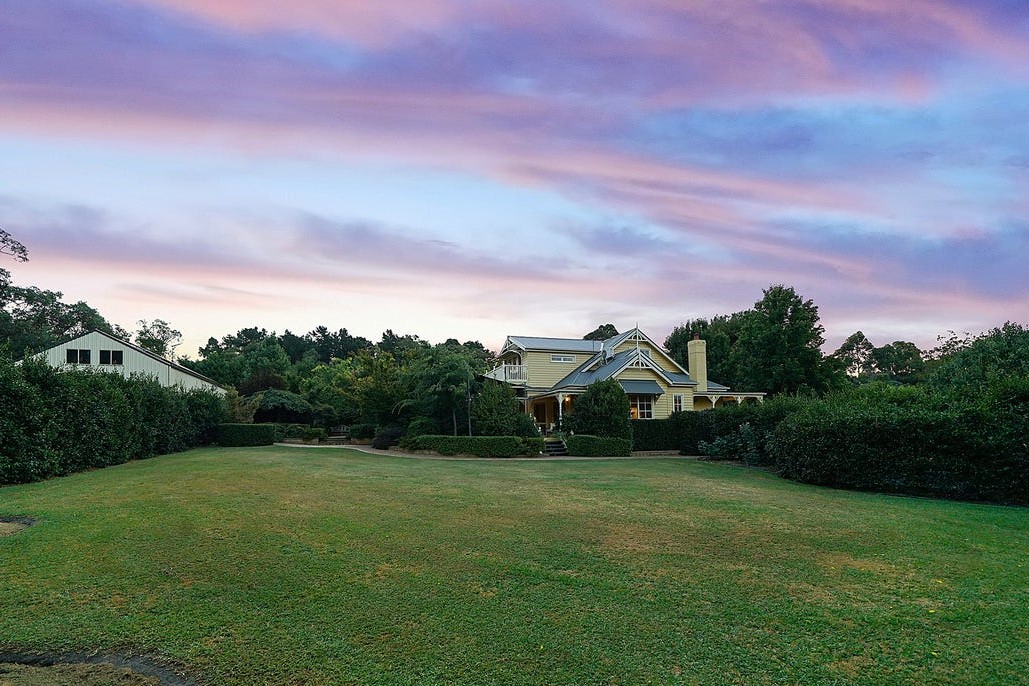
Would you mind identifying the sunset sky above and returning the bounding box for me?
[3,0,1027,357]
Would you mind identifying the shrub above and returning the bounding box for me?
[565,434,633,457]
[301,427,328,442]
[215,423,276,447]
[349,423,376,440]
[472,382,539,437]
[400,435,540,458]
[698,423,760,463]
[405,416,440,438]
[271,423,310,441]
[371,425,404,449]
[564,379,631,439]
[705,396,810,465]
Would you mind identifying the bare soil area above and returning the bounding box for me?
[0,655,196,686]
[0,661,159,685]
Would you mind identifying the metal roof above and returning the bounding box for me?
[505,336,603,353]
[619,380,665,396]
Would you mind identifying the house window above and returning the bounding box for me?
[66,349,90,364]
[673,394,683,413]
[628,394,653,419]
[551,354,575,363]
[99,349,124,365]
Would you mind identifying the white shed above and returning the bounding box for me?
[28,330,224,394]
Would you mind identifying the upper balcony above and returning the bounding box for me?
[484,364,527,384]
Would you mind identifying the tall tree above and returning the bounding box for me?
[404,344,476,436]
[377,329,427,356]
[346,349,409,426]
[583,324,618,341]
[832,331,876,378]
[732,285,842,394]
[307,325,372,362]
[665,313,745,386]
[872,341,925,385]
[2,284,116,355]
[134,319,182,358]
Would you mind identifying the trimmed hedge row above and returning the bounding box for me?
[631,412,715,454]
[768,399,1029,504]
[400,435,544,458]
[1,358,226,485]
[565,435,633,457]
[215,423,276,447]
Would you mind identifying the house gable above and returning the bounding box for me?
[29,330,224,394]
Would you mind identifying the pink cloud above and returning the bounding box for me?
[122,0,463,46]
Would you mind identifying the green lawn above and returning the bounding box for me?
[1,447,1027,685]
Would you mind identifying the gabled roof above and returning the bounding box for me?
[25,329,224,389]
[552,346,702,392]
[502,326,733,393]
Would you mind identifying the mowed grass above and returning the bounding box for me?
[1,448,1027,686]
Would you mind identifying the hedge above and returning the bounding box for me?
[631,412,716,453]
[767,400,1029,504]
[565,434,633,457]
[400,435,544,458]
[1,357,226,485]
[268,423,310,441]
[215,423,276,447]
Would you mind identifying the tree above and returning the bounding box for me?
[2,284,117,354]
[404,344,475,436]
[134,319,182,358]
[299,358,362,425]
[307,325,372,363]
[927,322,1029,392]
[1,229,28,263]
[377,329,427,356]
[346,349,409,426]
[584,324,618,341]
[252,389,314,424]
[872,341,925,385]
[471,381,537,437]
[732,285,843,394]
[832,331,876,378]
[665,313,745,386]
[564,379,631,439]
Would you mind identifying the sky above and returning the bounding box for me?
[2,0,1028,358]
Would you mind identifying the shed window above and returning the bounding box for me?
[66,349,90,364]
[99,349,124,365]
[628,394,653,419]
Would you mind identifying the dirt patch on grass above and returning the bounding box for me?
[0,516,37,537]
[0,654,198,686]
[0,661,158,685]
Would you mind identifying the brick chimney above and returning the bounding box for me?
[687,335,708,392]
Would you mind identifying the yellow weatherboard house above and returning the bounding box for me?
[485,327,764,433]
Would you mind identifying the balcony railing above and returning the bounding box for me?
[485,364,527,383]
